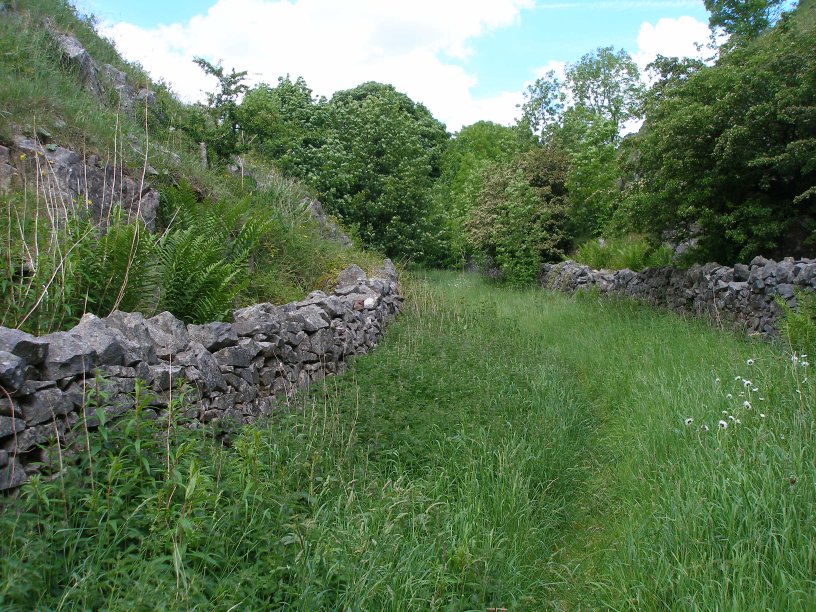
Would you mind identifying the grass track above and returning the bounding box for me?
[1,271,814,610]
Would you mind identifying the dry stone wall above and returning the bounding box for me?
[541,256,816,334]
[0,261,401,491]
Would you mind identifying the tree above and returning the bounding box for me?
[566,46,645,135]
[520,70,566,139]
[432,121,534,264]
[622,13,816,263]
[300,82,450,262]
[188,58,249,163]
[238,75,323,173]
[704,0,787,41]
[465,144,572,284]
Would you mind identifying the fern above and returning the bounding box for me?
[778,290,816,355]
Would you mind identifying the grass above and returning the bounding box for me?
[1,271,814,609]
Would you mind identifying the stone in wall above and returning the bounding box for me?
[0,260,402,491]
[540,256,816,334]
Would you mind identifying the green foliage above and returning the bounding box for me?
[290,82,450,264]
[573,234,673,271]
[4,272,815,608]
[705,0,788,41]
[465,144,571,284]
[520,47,644,241]
[238,76,323,173]
[186,58,249,164]
[431,121,534,265]
[624,14,816,263]
[778,290,816,355]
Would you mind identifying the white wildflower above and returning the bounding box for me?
[728,415,736,421]
[743,379,752,388]
[684,417,694,426]
[743,401,751,409]
[700,423,710,432]
[746,358,755,366]
[760,413,766,418]
[752,387,758,392]
[715,377,721,384]
[735,375,742,381]
[718,420,728,429]
[726,393,733,400]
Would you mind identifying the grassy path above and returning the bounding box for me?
[2,271,814,609]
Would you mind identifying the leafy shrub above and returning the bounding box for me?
[465,144,571,285]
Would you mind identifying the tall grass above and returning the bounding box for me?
[1,272,813,609]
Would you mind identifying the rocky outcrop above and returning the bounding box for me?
[0,261,402,491]
[540,256,816,334]
[0,137,159,231]
[44,17,155,115]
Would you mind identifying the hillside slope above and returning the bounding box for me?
[0,0,378,335]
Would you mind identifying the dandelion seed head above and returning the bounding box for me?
[684,417,694,426]
[743,379,752,388]
[752,387,758,392]
[718,420,728,429]
[746,359,755,366]
[743,401,751,409]
[728,415,736,421]
[735,375,742,381]
[700,424,710,431]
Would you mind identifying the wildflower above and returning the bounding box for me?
[726,393,733,400]
[728,415,736,421]
[715,377,721,384]
[735,419,741,425]
[735,375,742,381]
[19,153,27,161]
[718,420,728,429]
[759,397,765,401]
[752,387,758,392]
[760,413,766,418]
[743,401,751,409]
[746,358,755,366]
[802,361,810,367]
[700,424,710,432]
[743,379,752,388]
[722,410,729,415]
[684,417,694,426]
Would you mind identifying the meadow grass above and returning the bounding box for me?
[1,271,814,609]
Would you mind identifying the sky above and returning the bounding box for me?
[77,0,715,132]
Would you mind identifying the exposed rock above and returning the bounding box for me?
[0,326,49,364]
[0,415,25,439]
[306,198,353,247]
[0,459,28,491]
[187,321,238,352]
[145,311,190,358]
[72,314,127,366]
[0,351,25,393]
[39,331,96,380]
[45,18,102,97]
[18,387,75,427]
[103,311,158,365]
[335,264,367,289]
[10,136,159,231]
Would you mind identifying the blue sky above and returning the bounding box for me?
[80,0,715,131]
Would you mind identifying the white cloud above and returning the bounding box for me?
[101,0,533,131]
[632,16,711,71]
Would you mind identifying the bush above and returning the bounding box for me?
[465,144,571,285]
